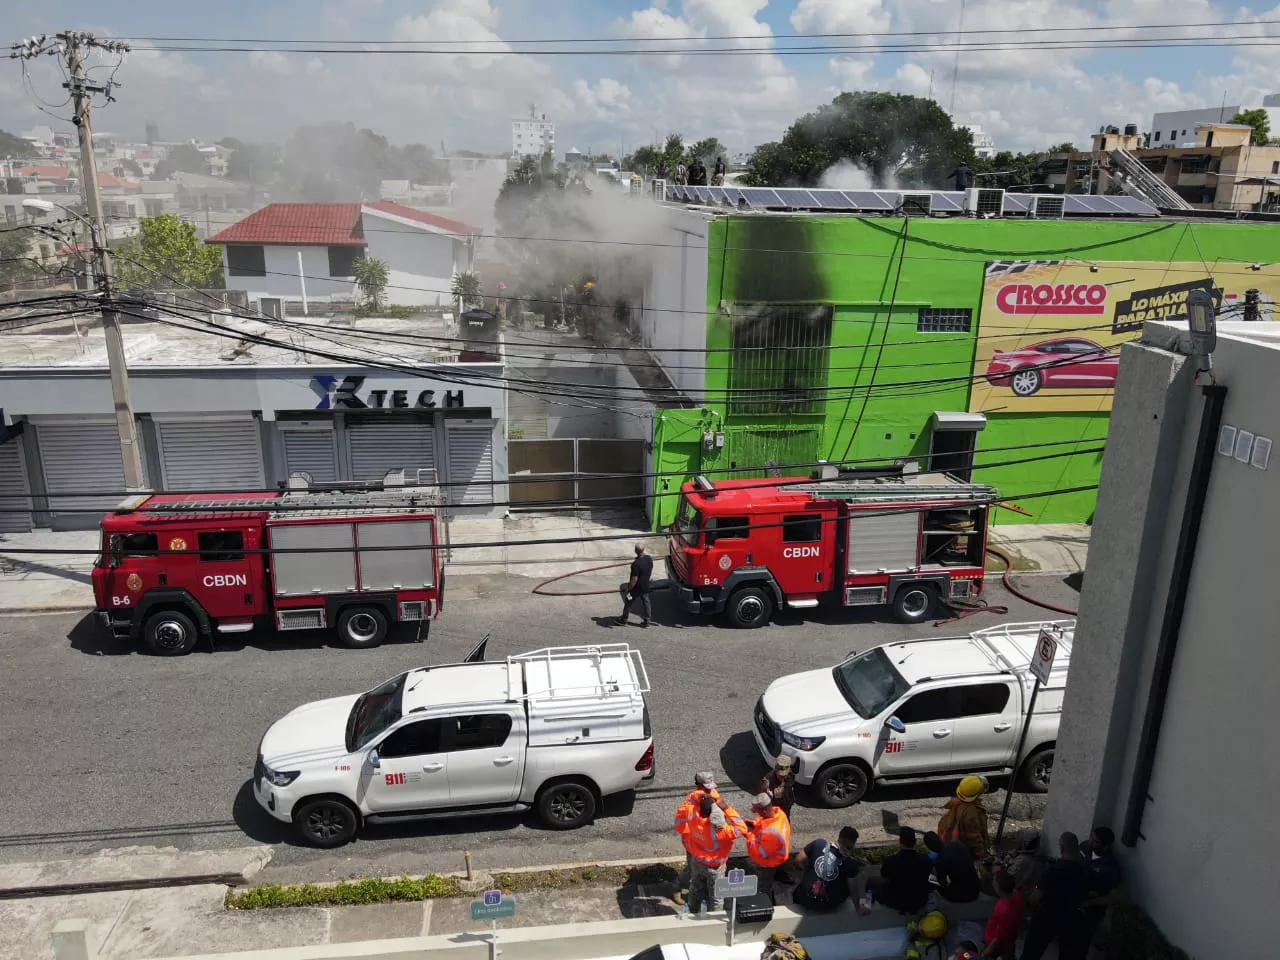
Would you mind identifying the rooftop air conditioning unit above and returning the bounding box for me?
[964,188,1006,216]
[899,193,933,216]
[1030,195,1066,219]
[652,177,667,201]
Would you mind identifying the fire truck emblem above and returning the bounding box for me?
[168,537,187,552]
[126,573,143,593]
[718,555,732,571]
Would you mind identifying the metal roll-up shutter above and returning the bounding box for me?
[0,437,32,533]
[37,422,126,528]
[508,386,548,439]
[346,419,437,484]
[446,424,494,504]
[281,428,338,484]
[158,420,265,491]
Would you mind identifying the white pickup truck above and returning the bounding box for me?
[254,641,655,846]
[752,621,1072,807]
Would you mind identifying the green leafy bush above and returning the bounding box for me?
[226,874,458,910]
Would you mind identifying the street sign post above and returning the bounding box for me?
[997,625,1060,844]
[714,869,758,945]
[471,890,517,960]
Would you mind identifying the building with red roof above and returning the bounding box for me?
[207,201,481,313]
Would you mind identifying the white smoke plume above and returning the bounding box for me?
[817,159,899,191]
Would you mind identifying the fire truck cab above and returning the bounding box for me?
[93,485,444,656]
[665,470,996,627]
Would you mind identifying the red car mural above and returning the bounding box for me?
[984,337,1120,397]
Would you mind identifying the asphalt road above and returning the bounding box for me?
[0,570,1081,884]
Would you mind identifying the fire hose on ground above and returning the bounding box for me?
[531,549,1079,619]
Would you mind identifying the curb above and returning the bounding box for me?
[0,603,92,616]
[0,872,248,901]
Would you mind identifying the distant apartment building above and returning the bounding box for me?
[1041,123,1280,212]
[1151,95,1280,146]
[961,124,997,159]
[512,110,555,158]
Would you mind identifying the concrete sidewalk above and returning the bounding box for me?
[989,524,1090,576]
[0,512,666,615]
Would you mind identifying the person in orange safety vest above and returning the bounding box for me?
[672,772,723,905]
[678,793,745,911]
[745,793,792,901]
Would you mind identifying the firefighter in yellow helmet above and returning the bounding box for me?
[937,775,991,859]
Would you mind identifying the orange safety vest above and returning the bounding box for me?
[685,806,743,867]
[747,808,792,868]
[674,788,723,845]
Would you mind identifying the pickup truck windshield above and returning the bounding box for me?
[833,649,911,719]
[347,672,407,752]
[676,495,701,547]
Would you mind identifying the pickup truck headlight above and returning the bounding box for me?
[264,765,301,787]
[781,730,825,751]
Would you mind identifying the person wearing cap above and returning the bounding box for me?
[938,775,991,859]
[681,794,746,911]
[672,772,724,905]
[759,754,795,819]
[745,793,791,901]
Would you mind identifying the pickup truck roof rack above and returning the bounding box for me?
[969,620,1075,675]
[506,644,651,703]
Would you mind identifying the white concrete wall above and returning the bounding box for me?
[363,214,459,307]
[635,207,712,404]
[223,245,356,304]
[1049,320,1280,960]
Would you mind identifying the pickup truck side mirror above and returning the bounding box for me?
[368,749,381,769]
[885,716,907,734]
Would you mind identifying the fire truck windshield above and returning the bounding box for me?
[675,495,701,547]
[347,672,408,753]
[833,649,911,719]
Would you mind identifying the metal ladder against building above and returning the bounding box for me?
[1109,150,1194,210]
[787,479,1001,506]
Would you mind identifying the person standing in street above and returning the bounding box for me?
[672,772,722,905]
[680,794,745,911]
[616,543,654,627]
[758,754,795,819]
[744,794,791,902]
[938,775,992,859]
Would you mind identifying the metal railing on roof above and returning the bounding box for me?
[507,644,650,702]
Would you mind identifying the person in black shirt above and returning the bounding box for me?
[687,157,708,186]
[617,544,654,627]
[1019,832,1092,960]
[1078,826,1123,952]
[868,827,933,914]
[924,830,980,903]
[791,826,869,913]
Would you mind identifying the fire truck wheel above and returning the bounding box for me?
[815,761,870,807]
[725,585,774,629]
[294,797,359,848]
[892,584,938,624]
[143,609,199,656]
[336,607,389,649]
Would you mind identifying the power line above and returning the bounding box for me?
[0,482,1101,552]
[0,439,1108,502]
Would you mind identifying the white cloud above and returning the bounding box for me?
[793,0,891,35]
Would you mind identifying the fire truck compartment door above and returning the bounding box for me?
[846,512,921,574]
[269,522,357,596]
[356,519,437,591]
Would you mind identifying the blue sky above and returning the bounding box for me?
[3,0,1278,156]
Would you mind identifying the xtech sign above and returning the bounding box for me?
[312,375,465,411]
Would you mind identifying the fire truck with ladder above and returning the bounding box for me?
[665,467,998,628]
[92,480,445,656]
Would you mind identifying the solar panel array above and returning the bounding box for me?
[663,185,1159,217]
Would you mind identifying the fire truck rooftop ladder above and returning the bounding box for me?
[118,486,443,518]
[787,474,999,505]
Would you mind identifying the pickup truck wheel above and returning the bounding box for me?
[892,584,937,624]
[536,781,597,830]
[726,586,773,629]
[1020,746,1054,793]
[294,797,359,848]
[143,609,199,656]
[815,761,870,808]
[337,607,388,649]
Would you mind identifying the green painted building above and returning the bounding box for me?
[641,191,1280,528]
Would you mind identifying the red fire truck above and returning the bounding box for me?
[92,486,445,656]
[665,470,997,628]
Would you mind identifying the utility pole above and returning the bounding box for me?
[12,32,145,489]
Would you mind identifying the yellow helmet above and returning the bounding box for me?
[957,775,985,802]
[919,911,947,940]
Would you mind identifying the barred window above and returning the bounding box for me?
[917,307,972,333]
[1179,155,1211,175]
[727,304,833,417]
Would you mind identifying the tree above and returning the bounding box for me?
[220,138,282,185]
[686,137,727,164]
[116,157,144,178]
[1047,142,1078,154]
[353,255,389,310]
[451,271,482,311]
[401,143,447,184]
[114,215,224,290]
[624,144,660,173]
[970,150,1047,190]
[1230,108,1271,145]
[660,134,685,171]
[0,128,38,160]
[0,229,44,288]
[741,92,973,188]
[154,143,207,178]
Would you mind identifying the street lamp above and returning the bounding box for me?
[1186,288,1218,377]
